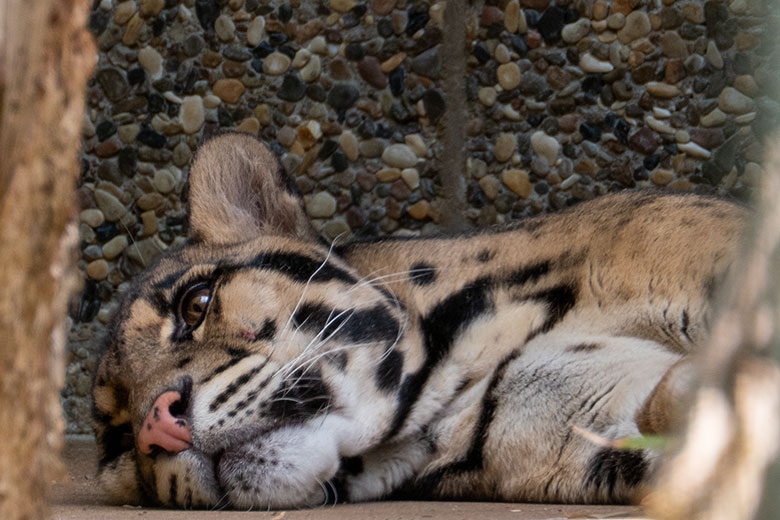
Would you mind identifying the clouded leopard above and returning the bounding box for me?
[92,133,746,509]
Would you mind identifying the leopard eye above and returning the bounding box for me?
[178,283,211,329]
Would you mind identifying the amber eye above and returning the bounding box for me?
[179,283,211,328]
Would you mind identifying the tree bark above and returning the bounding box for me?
[647,139,780,520]
[0,1,94,519]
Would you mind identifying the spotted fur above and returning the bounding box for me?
[92,134,746,509]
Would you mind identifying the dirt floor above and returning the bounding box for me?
[51,437,646,520]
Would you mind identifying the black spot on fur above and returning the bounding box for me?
[681,310,692,342]
[292,303,400,344]
[153,269,187,290]
[209,363,265,412]
[324,478,346,504]
[97,422,134,467]
[200,349,253,385]
[530,285,578,336]
[170,376,193,418]
[586,447,648,499]
[176,356,193,369]
[476,250,495,263]
[168,474,178,505]
[376,350,404,391]
[423,278,493,363]
[267,368,331,422]
[147,291,169,316]
[255,319,277,342]
[413,348,523,486]
[567,343,602,353]
[249,252,357,285]
[410,262,436,285]
[516,218,544,233]
[340,456,364,476]
[507,261,550,286]
[386,278,494,440]
[327,351,348,369]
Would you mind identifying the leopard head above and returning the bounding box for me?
[92,134,412,508]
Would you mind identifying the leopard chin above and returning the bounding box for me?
[92,134,746,509]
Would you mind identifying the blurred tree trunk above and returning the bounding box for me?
[0,1,94,519]
[647,140,780,520]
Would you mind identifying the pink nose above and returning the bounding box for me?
[137,391,192,455]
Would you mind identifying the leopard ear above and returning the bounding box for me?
[187,133,318,244]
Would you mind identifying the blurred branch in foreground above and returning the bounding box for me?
[0,1,94,519]
[647,138,780,520]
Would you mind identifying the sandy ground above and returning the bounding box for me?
[51,437,646,520]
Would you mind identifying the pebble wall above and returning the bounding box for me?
[66,0,778,433]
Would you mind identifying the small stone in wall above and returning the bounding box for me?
[705,41,723,69]
[331,0,357,13]
[94,189,127,221]
[87,260,109,280]
[180,95,205,134]
[126,237,166,267]
[140,211,158,237]
[650,168,674,186]
[628,127,660,155]
[562,19,590,43]
[80,209,105,228]
[617,11,651,43]
[102,235,129,260]
[382,144,417,168]
[401,168,420,190]
[215,14,236,41]
[323,219,351,240]
[237,117,261,134]
[646,81,681,98]
[213,79,246,103]
[115,1,136,25]
[137,192,164,211]
[140,0,164,16]
[718,87,754,114]
[497,62,521,90]
[122,13,144,45]
[339,131,359,161]
[579,53,614,73]
[505,1,522,33]
[307,192,337,218]
[327,84,360,110]
[300,55,322,82]
[153,169,176,193]
[495,133,516,162]
[479,176,499,201]
[247,16,266,46]
[264,52,292,75]
[502,169,532,198]
[405,134,427,157]
[530,131,560,164]
[408,200,430,220]
[678,141,712,159]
